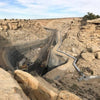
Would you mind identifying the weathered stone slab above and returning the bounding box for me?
[0,68,29,100]
[14,70,58,100]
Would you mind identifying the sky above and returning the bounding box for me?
[0,0,100,19]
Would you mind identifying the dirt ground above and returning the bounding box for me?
[44,71,100,100]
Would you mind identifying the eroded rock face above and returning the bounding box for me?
[47,50,68,69]
[78,19,100,48]
[0,68,29,100]
[8,22,18,30]
[0,19,50,45]
[44,58,75,80]
[87,18,100,24]
[75,18,100,76]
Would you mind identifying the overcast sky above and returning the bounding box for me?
[0,0,100,19]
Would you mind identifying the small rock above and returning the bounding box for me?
[87,46,100,52]
[0,68,29,100]
[96,52,100,59]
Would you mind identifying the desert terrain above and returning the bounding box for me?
[0,17,100,100]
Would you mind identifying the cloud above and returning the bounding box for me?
[16,0,100,15]
[0,0,100,19]
[0,2,7,6]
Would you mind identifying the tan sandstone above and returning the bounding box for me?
[81,52,95,61]
[87,18,100,24]
[87,45,100,53]
[14,70,58,100]
[8,22,18,30]
[14,70,82,100]
[0,68,29,100]
[0,25,3,30]
[96,52,100,59]
[2,25,8,31]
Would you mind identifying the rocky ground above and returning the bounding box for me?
[43,18,100,100]
[44,71,100,100]
[0,18,100,100]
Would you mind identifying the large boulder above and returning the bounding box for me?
[14,70,82,100]
[14,70,58,100]
[0,68,29,100]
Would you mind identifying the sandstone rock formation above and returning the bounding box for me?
[14,70,82,100]
[0,19,50,45]
[87,18,100,24]
[15,70,58,100]
[0,68,29,100]
[8,22,18,30]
